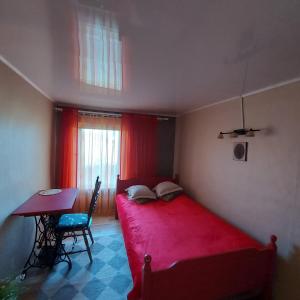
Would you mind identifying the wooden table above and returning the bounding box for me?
[12,188,78,278]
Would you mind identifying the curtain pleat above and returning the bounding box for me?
[120,114,158,180]
[57,108,78,188]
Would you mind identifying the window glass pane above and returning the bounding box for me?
[77,128,120,189]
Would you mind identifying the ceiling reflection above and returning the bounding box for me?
[76,1,123,93]
[1,0,300,114]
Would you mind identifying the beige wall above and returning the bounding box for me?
[0,61,53,277]
[175,81,300,300]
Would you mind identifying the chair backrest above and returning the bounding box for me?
[88,176,101,222]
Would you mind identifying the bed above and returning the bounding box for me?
[115,175,277,300]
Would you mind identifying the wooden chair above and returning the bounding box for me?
[55,177,101,263]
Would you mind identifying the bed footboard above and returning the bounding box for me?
[142,235,277,300]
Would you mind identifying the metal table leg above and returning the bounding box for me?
[20,215,72,280]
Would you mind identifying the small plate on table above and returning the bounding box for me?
[39,189,62,196]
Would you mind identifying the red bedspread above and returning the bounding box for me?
[116,193,262,300]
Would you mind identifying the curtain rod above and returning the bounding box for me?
[55,107,121,117]
[80,110,122,118]
[55,107,170,120]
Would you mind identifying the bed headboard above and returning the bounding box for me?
[116,174,179,194]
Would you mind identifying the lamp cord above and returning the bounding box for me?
[241,59,249,97]
[241,97,245,129]
[241,59,249,129]
[240,28,259,129]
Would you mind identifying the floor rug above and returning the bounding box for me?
[20,222,133,300]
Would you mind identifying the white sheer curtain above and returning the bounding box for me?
[75,114,121,215]
[77,4,122,91]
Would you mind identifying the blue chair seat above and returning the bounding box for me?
[56,213,92,231]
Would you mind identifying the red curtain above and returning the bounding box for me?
[57,108,78,188]
[120,114,158,179]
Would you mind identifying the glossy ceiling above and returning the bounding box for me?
[1,0,300,115]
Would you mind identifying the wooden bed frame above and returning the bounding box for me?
[116,175,277,300]
[142,237,277,300]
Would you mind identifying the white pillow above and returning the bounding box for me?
[153,181,183,198]
[126,185,156,200]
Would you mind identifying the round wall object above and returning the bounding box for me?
[233,142,248,161]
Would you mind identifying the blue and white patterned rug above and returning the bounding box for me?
[20,222,133,300]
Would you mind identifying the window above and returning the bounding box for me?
[76,115,121,215]
[78,128,120,190]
